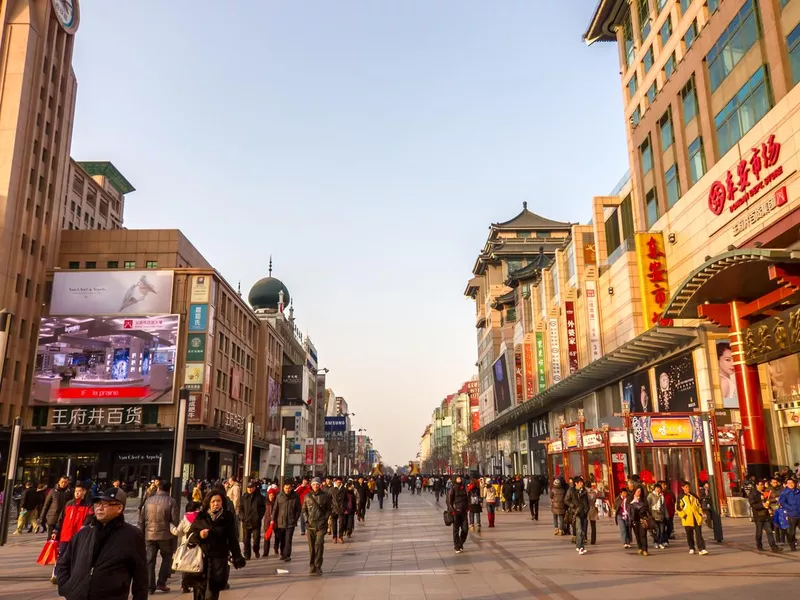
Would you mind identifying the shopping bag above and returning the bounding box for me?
[172,541,204,573]
[36,540,58,566]
[263,522,274,541]
[443,510,454,527]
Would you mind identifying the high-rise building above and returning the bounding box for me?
[0,0,80,432]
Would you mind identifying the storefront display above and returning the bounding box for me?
[654,353,699,412]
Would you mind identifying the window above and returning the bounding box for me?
[665,165,681,208]
[643,46,655,72]
[709,0,720,12]
[517,231,531,238]
[641,136,653,174]
[788,22,800,85]
[638,0,652,40]
[25,278,30,298]
[566,244,575,281]
[684,20,697,50]
[76,206,81,217]
[620,194,635,242]
[681,77,698,124]
[660,17,672,46]
[605,208,622,255]
[647,82,657,104]
[681,0,691,13]
[646,188,660,227]
[660,110,674,151]
[688,137,706,184]
[68,261,79,269]
[715,66,772,156]
[707,0,759,92]
[107,260,119,268]
[628,73,638,99]
[124,261,136,269]
[632,105,641,126]
[664,53,676,79]
[145,261,158,269]
[31,407,48,427]
[85,261,96,269]
[623,12,635,67]
[70,200,75,213]
[551,265,560,300]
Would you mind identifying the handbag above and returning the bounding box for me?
[443,510,454,526]
[172,541,204,573]
[36,540,58,566]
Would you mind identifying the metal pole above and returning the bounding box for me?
[171,388,189,505]
[0,417,23,546]
[279,429,287,488]
[66,457,72,479]
[328,448,333,476]
[337,454,341,477]
[702,414,724,542]
[243,414,254,482]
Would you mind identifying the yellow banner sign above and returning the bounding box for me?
[635,232,673,328]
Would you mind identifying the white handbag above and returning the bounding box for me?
[172,541,204,573]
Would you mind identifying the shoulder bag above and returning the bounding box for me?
[172,540,204,573]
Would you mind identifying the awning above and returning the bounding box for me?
[662,249,800,320]
[469,326,701,440]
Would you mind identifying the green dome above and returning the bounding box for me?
[248,277,291,310]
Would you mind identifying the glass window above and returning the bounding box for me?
[647,82,657,104]
[620,194,635,242]
[85,261,96,269]
[715,66,772,156]
[641,136,653,174]
[646,188,660,227]
[566,244,575,281]
[665,165,680,208]
[681,77,698,124]
[660,17,672,45]
[68,261,79,269]
[605,208,621,255]
[633,105,641,126]
[688,137,706,184]
[124,261,136,269]
[685,20,697,49]
[145,260,158,269]
[623,12,636,67]
[660,110,673,151]
[551,265,560,300]
[707,0,759,92]
[107,261,119,268]
[628,73,638,99]
[681,0,692,13]
[788,22,800,85]
[638,0,652,40]
[644,46,655,72]
[664,53,676,79]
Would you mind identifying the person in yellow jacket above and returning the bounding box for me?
[676,481,708,555]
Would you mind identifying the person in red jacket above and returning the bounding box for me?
[50,481,93,584]
[295,478,311,535]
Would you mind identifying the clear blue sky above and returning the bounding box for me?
[71,1,628,467]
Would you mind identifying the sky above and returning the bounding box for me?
[70,1,628,467]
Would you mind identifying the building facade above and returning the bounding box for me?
[63,160,131,231]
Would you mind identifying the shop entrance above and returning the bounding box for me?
[635,447,703,497]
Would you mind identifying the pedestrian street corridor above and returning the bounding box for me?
[0,492,797,600]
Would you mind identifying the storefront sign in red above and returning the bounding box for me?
[315,438,325,465]
[304,439,314,465]
[635,233,674,328]
[524,342,535,398]
[565,302,579,374]
[57,386,150,400]
[708,134,782,215]
[514,346,524,404]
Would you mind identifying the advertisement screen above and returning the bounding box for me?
[50,270,174,316]
[715,339,739,409]
[492,353,513,414]
[655,352,699,413]
[622,370,653,413]
[281,364,303,402]
[32,315,179,405]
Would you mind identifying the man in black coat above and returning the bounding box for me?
[513,476,525,512]
[55,487,148,600]
[355,476,368,522]
[41,476,73,537]
[302,478,331,575]
[526,475,544,521]
[749,479,782,552]
[270,482,300,561]
[328,477,346,542]
[447,475,469,553]
[239,481,266,559]
[566,476,591,554]
[390,475,402,509]
[375,475,387,509]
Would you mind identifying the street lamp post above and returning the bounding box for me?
[313,368,329,477]
[171,389,189,505]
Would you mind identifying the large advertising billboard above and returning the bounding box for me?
[655,352,699,413]
[622,370,653,413]
[492,353,513,414]
[32,315,179,405]
[281,364,303,402]
[50,271,174,316]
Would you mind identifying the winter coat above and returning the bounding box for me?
[54,497,94,543]
[21,487,41,512]
[676,492,704,527]
[264,496,275,525]
[343,488,357,515]
[483,483,497,504]
[749,488,771,522]
[467,484,483,513]
[42,486,73,526]
[271,491,301,529]
[239,491,266,529]
[629,498,650,525]
[526,477,543,501]
[138,491,179,541]
[664,490,676,518]
[302,489,331,530]
[513,479,525,500]
[170,511,198,547]
[226,482,242,514]
[190,509,242,560]
[355,482,368,505]
[501,482,513,502]
[447,483,469,515]
[549,481,566,516]
[566,486,591,519]
[191,487,203,503]
[614,494,631,525]
[390,477,402,494]
[779,487,800,518]
[55,515,148,600]
[329,486,347,515]
[587,489,599,521]
[376,478,387,497]
[647,492,666,522]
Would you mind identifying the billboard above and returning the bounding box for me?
[655,352,699,412]
[32,314,179,405]
[715,339,739,409]
[267,376,280,434]
[281,364,303,401]
[492,353,513,414]
[50,271,174,316]
[622,370,653,413]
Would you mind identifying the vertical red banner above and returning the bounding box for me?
[565,302,579,374]
[471,409,480,432]
[315,438,325,465]
[514,347,524,404]
[524,343,535,398]
[304,439,314,465]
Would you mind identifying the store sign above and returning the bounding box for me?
[584,281,602,362]
[184,363,204,391]
[220,410,245,434]
[50,270,174,316]
[188,304,208,331]
[187,393,205,424]
[186,334,205,361]
[51,405,143,427]
[530,415,548,439]
[304,439,314,465]
[547,440,562,453]
[190,275,211,303]
[562,425,581,449]
[122,318,165,329]
[785,410,800,427]
[631,415,703,444]
[315,438,325,465]
[635,232,674,328]
[548,318,562,384]
[524,342,535,398]
[116,452,160,463]
[609,430,628,445]
[582,432,604,448]
[535,332,547,392]
[732,186,788,237]
[514,346,524,404]
[565,302,579,374]
[742,304,800,364]
[56,386,150,400]
[708,134,783,216]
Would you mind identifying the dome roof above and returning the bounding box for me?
[248,277,291,310]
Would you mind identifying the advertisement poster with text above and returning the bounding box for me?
[655,353,698,412]
[50,271,174,316]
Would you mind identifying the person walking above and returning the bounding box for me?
[513,476,525,512]
[302,478,331,575]
[55,486,148,600]
[355,476,368,522]
[550,478,566,535]
[328,477,346,543]
[390,474,402,509]
[271,481,301,561]
[467,478,482,532]
[41,476,73,537]
[14,481,39,534]
[343,481,358,539]
[526,475,543,521]
[676,481,708,555]
[225,477,242,516]
[264,488,276,556]
[295,478,311,535]
[749,479,782,552]
[615,488,632,548]
[778,476,800,551]
[566,477,590,555]
[587,482,599,545]
[482,477,497,528]
[647,483,667,549]
[376,475,387,509]
[447,475,469,553]
[139,480,179,594]
[170,501,201,594]
[239,481,266,559]
[50,482,94,584]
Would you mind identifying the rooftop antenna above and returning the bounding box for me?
[237,281,242,297]
[269,255,273,277]
[523,201,528,210]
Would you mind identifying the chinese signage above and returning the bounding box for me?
[708,134,783,216]
[316,438,325,465]
[51,405,143,427]
[547,440,563,453]
[742,304,800,364]
[219,410,245,434]
[535,332,547,391]
[50,270,174,316]
[635,232,674,328]
[304,438,314,465]
[514,346,524,404]
[188,304,208,331]
[655,352,698,412]
[187,393,205,424]
[186,334,206,361]
[582,432,604,448]
[548,318,562,384]
[584,280,602,362]
[562,425,581,449]
[524,342,535,399]
[190,275,211,303]
[565,302,579,374]
[732,186,788,237]
[184,363,204,391]
[631,415,703,444]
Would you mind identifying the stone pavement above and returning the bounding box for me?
[0,491,797,599]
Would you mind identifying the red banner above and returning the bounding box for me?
[57,386,150,400]
[315,438,325,465]
[304,439,314,465]
[565,302,579,374]
[524,343,535,398]
[514,346,524,404]
[471,409,480,432]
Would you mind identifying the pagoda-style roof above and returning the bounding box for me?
[491,202,572,231]
[78,161,136,195]
[505,247,554,287]
[491,290,517,310]
[583,0,627,45]
[464,276,482,299]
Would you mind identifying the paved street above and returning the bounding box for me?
[0,491,797,599]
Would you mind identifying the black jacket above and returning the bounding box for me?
[749,488,771,522]
[355,482,368,503]
[239,491,266,529]
[390,477,402,494]
[42,486,73,525]
[526,478,543,500]
[271,491,301,529]
[329,485,347,515]
[190,509,243,561]
[566,486,591,518]
[447,483,469,515]
[513,479,525,498]
[302,489,331,530]
[629,498,650,525]
[376,477,387,497]
[20,487,40,511]
[55,515,148,600]
[501,481,513,500]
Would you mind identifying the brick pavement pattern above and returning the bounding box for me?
[0,492,797,599]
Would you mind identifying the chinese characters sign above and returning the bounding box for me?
[514,346,524,404]
[523,342,535,399]
[631,415,703,444]
[548,318,562,384]
[187,393,206,424]
[535,332,546,392]
[742,304,800,365]
[565,302,579,374]
[635,232,674,328]
[732,186,788,237]
[708,134,782,216]
[50,406,143,427]
[584,281,602,362]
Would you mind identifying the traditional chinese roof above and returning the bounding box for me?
[464,276,482,299]
[491,290,517,310]
[491,202,573,231]
[662,248,800,320]
[78,161,136,195]
[469,326,701,439]
[583,0,628,45]
[505,246,554,287]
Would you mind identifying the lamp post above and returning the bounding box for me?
[0,417,22,546]
[243,414,254,482]
[171,388,189,505]
[279,428,287,488]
